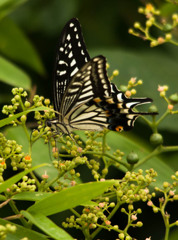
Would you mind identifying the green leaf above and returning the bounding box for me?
[0,0,27,20]
[0,18,45,75]
[0,164,48,193]
[0,106,50,128]
[0,218,48,240]
[0,195,6,201]
[0,56,31,89]
[12,192,52,201]
[21,211,74,240]
[27,180,116,216]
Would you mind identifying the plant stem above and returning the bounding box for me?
[155,110,170,126]
[134,145,178,169]
[70,208,81,217]
[8,199,30,228]
[85,151,130,170]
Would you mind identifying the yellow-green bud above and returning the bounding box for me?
[70,169,75,175]
[172,14,178,20]
[16,146,22,153]
[163,182,169,188]
[20,115,27,122]
[131,89,136,95]
[19,88,24,93]
[32,130,39,137]
[165,33,172,41]
[134,22,140,28]
[138,80,143,85]
[24,101,31,108]
[128,204,134,211]
[14,95,20,101]
[146,20,152,27]
[4,147,11,155]
[136,221,143,227]
[138,7,144,13]
[150,41,158,47]
[113,70,119,76]
[118,233,125,239]
[44,99,50,105]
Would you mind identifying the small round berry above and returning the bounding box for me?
[127,152,139,164]
[169,93,178,104]
[150,133,163,146]
[148,105,158,113]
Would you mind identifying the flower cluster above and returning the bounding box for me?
[147,172,178,229]
[62,169,157,239]
[0,133,27,180]
[0,223,16,240]
[120,77,143,97]
[129,3,178,47]
[6,176,36,195]
[157,85,178,112]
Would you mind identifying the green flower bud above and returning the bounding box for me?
[118,233,125,239]
[165,33,172,40]
[32,130,39,137]
[4,147,11,155]
[134,22,140,28]
[44,99,50,105]
[150,133,163,146]
[148,105,158,113]
[163,182,169,188]
[16,146,22,153]
[113,70,119,76]
[120,85,128,92]
[127,152,139,164]
[20,115,27,123]
[14,95,20,101]
[24,101,31,108]
[19,88,24,93]
[150,41,158,47]
[169,93,178,104]
[136,221,143,227]
[109,202,115,208]
[146,20,153,27]
[153,207,159,213]
[162,24,173,32]
[128,204,134,211]
[102,168,108,175]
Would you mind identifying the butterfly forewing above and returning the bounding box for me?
[54,18,90,112]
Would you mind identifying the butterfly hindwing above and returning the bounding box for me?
[60,55,111,116]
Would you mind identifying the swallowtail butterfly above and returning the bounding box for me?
[48,18,153,135]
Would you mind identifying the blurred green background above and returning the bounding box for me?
[0,0,178,239]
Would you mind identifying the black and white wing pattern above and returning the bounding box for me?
[54,18,90,112]
[49,18,154,134]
